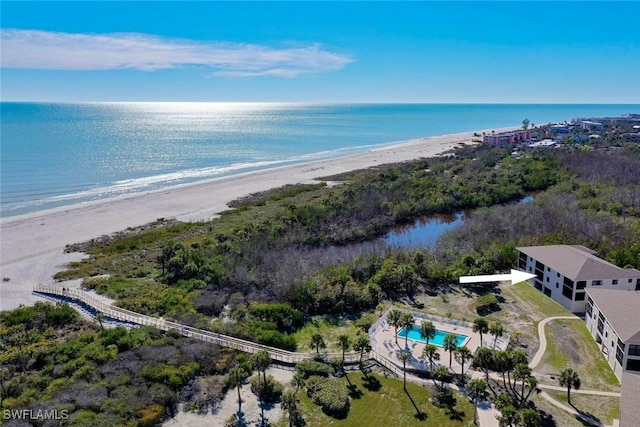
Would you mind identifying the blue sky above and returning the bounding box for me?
[1,1,639,103]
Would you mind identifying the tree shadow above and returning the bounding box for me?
[570,403,602,426]
[361,375,381,392]
[404,388,428,421]
[344,373,363,399]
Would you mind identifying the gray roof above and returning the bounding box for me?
[621,372,640,427]
[586,288,640,343]
[517,245,640,281]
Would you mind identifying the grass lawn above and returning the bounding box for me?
[278,372,474,427]
[501,282,572,319]
[546,390,620,426]
[536,319,620,391]
[292,316,362,353]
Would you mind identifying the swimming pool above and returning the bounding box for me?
[397,324,468,347]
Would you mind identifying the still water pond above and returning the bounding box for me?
[382,195,534,248]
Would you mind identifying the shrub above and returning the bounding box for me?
[474,294,499,314]
[250,375,283,403]
[295,360,333,379]
[305,376,327,397]
[309,377,350,418]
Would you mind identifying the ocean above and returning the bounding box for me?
[1,102,638,218]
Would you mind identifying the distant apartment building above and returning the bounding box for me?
[580,120,604,131]
[516,245,640,313]
[483,130,531,145]
[584,288,640,381]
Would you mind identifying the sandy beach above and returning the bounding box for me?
[0,127,515,311]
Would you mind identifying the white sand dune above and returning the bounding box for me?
[0,127,515,311]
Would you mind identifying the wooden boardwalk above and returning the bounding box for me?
[33,285,365,365]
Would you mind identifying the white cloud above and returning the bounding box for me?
[0,29,353,77]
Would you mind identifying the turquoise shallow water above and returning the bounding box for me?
[1,102,637,217]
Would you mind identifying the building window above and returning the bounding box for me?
[630,279,634,283]
[618,339,626,351]
[576,281,586,289]
[626,359,640,372]
[592,280,603,286]
[575,292,585,301]
[616,346,624,365]
[557,272,560,278]
[612,279,618,285]
[546,277,550,282]
[564,277,574,288]
[629,344,640,357]
[562,285,573,300]
[586,301,592,317]
[556,283,559,288]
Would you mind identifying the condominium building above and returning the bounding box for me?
[516,245,640,313]
[584,288,640,381]
[483,130,531,145]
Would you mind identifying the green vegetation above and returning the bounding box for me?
[14,138,640,426]
[546,391,620,426]
[0,302,242,426]
[538,320,619,390]
[502,282,572,319]
[281,372,473,427]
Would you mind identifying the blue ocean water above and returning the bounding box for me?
[1,102,638,218]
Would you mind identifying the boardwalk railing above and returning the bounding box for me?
[33,285,365,365]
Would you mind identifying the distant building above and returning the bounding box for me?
[517,245,640,313]
[483,130,531,145]
[550,124,570,133]
[581,120,604,131]
[584,288,640,381]
[624,133,640,142]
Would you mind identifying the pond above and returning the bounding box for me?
[382,213,465,248]
[381,194,535,248]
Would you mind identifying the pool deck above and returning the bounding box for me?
[370,313,508,375]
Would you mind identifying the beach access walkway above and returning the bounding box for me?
[35,284,504,427]
[33,285,363,366]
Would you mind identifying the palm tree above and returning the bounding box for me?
[467,378,489,426]
[422,344,440,372]
[472,318,489,346]
[291,372,305,395]
[513,363,531,405]
[250,350,271,388]
[521,376,538,408]
[400,313,414,349]
[419,321,436,346]
[281,391,299,427]
[387,309,403,345]
[227,367,249,415]
[506,349,527,391]
[474,347,494,383]
[310,333,326,354]
[399,352,410,389]
[520,408,541,427]
[443,334,458,368]
[433,365,449,390]
[95,312,105,332]
[559,368,581,405]
[489,321,505,350]
[353,334,372,365]
[455,345,473,376]
[337,334,351,368]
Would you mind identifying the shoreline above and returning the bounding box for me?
[0,126,515,311]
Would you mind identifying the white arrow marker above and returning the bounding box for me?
[459,269,536,285]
